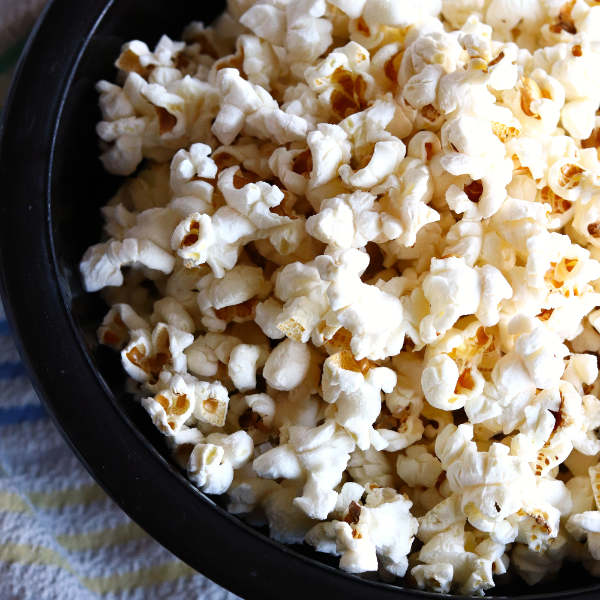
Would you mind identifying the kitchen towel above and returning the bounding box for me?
[0,4,239,599]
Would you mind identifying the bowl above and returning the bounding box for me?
[1,1,599,598]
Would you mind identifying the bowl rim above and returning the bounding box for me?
[1,1,600,599]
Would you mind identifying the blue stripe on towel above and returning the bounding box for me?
[0,404,46,426]
[0,362,27,379]
[0,321,12,335]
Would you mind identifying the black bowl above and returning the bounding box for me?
[1,1,599,598]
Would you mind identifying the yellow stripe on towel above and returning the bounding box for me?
[28,483,106,509]
[81,561,197,594]
[56,521,147,551]
[0,542,74,573]
[0,543,197,594]
[0,491,30,513]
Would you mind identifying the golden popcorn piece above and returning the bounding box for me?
[540,186,572,215]
[549,0,577,35]
[491,121,520,143]
[519,77,544,120]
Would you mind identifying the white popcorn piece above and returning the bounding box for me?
[254,297,285,340]
[347,446,396,488]
[321,350,396,450]
[196,265,271,331]
[170,210,254,277]
[142,371,230,436]
[413,521,499,595]
[375,353,425,451]
[396,444,443,488]
[268,147,311,196]
[306,486,418,577]
[218,165,307,255]
[419,257,512,344]
[187,430,253,494]
[306,191,381,249]
[185,332,240,379]
[227,344,269,392]
[421,322,504,416]
[286,0,333,67]
[307,172,438,250]
[212,68,309,146]
[305,42,375,121]
[120,206,184,252]
[97,303,149,349]
[566,511,600,560]
[316,249,407,360]
[169,143,218,213]
[80,238,176,292]
[262,481,317,544]
[434,424,537,531]
[307,123,351,189]
[263,338,311,391]
[337,99,406,189]
[121,322,194,388]
[274,261,330,343]
[142,374,196,435]
[512,533,570,586]
[254,420,356,519]
[236,392,276,437]
[227,463,279,515]
[239,3,286,47]
[150,297,195,333]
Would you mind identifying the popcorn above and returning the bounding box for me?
[97,303,148,349]
[143,372,230,434]
[566,511,600,560]
[254,420,356,519]
[316,249,407,360]
[169,143,218,213]
[170,209,254,277]
[305,42,375,120]
[187,430,253,494]
[347,446,396,487]
[435,424,537,531]
[307,165,438,250]
[274,261,330,343]
[196,265,271,331]
[151,297,195,333]
[306,123,352,189]
[286,0,333,67]
[337,99,406,189]
[80,239,175,292]
[212,68,309,145]
[121,322,194,387]
[306,486,418,577]
[262,481,316,543]
[412,522,498,595]
[263,338,311,391]
[232,392,275,442]
[185,332,240,379]
[396,444,443,488]
[228,344,269,391]
[83,1,600,593]
[419,257,512,344]
[321,350,396,449]
[239,4,286,47]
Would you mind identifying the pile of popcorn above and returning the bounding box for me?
[80,0,600,593]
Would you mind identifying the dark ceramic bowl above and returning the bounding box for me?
[1,1,599,598]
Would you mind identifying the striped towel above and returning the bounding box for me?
[0,6,240,599]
